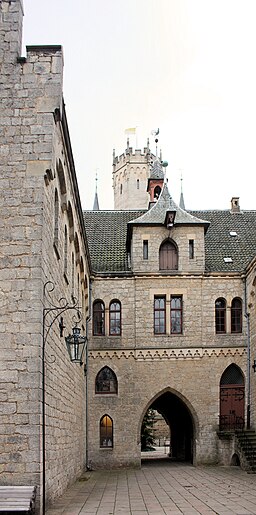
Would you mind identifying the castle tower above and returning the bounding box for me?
[112,139,155,210]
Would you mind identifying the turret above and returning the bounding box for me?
[112,139,154,210]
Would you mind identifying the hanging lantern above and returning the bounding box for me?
[65,324,87,364]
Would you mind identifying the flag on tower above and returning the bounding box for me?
[125,127,136,135]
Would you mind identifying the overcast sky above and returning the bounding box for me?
[23,0,256,211]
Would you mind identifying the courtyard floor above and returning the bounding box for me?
[46,458,256,515]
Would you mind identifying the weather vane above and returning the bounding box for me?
[151,128,160,157]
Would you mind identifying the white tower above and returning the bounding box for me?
[112,139,155,210]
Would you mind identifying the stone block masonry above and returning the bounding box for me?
[0,1,89,511]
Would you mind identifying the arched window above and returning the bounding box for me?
[215,298,226,333]
[100,415,113,448]
[159,240,178,270]
[120,184,122,194]
[109,300,121,335]
[93,300,105,336]
[154,185,161,200]
[95,367,118,394]
[220,364,244,431]
[137,179,140,189]
[231,297,242,333]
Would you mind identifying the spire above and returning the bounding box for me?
[179,171,185,210]
[93,172,99,210]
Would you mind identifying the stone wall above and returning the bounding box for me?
[113,147,153,210]
[0,1,89,510]
[246,258,256,428]
[131,225,206,274]
[87,271,247,468]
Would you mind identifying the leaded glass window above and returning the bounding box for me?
[154,296,166,334]
[170,295,182,334]
[100,415,113,448]
[109,300,121,335]
[95,367,118,394]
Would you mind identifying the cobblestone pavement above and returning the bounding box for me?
[46,459,256,515]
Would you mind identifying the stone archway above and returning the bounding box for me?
[140,389,197,464]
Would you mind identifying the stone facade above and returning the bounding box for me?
[87,274,247,468]
[112,142,155,210]
[85,153,256,471]
[246,257,256,427]
[1,1,256,512]
[0,1,89,511]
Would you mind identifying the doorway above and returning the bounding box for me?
[219,364,245,431]
[140,390,195,464]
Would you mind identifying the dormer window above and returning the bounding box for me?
[165,210,176,230]
[159,240,178,270]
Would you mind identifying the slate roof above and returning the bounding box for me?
[150,158,164,179]
[83,210,144,273]
[129,183,209,227]
[83,207,256,275]
[190,209,256,273]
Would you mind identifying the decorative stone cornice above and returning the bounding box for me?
[88,346,246,361]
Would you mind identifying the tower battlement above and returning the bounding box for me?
[112,142,156,210]
[113,145,152,166]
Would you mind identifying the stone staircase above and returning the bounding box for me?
[236,430,256,473]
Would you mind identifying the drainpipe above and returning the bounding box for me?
[244,278,251,429]
[85,279,92,470]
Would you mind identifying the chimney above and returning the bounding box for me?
[231,197,240,213]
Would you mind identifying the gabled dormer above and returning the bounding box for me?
[127,183,210,275]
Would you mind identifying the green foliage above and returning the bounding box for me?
[141,408,156,451]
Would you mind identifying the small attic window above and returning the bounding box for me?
[224,257,233,263]
[229,231,237,237]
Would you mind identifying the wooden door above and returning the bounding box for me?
[219,365,245,431]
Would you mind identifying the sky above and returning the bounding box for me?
[22,0,256,211]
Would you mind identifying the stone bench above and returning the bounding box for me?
[0,486,37,513]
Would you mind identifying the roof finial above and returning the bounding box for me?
[179,169,185,210]
[151,128,160,158]
[93,169,99,210]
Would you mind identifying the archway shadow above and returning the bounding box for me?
[140,389,197,465]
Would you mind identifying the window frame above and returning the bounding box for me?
[215,298,226,334]
[170,295,183,334]
[189,239,194,259]
[100,415,113,448]
[154,296,166,334]
[231,297,242,333]
[109,300,121,336]
[95,367,118,394]
[143,240,148,260]
[93,300,105,336]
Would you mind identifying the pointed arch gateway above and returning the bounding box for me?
[219,364,245,431]
[140,388,197,464]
